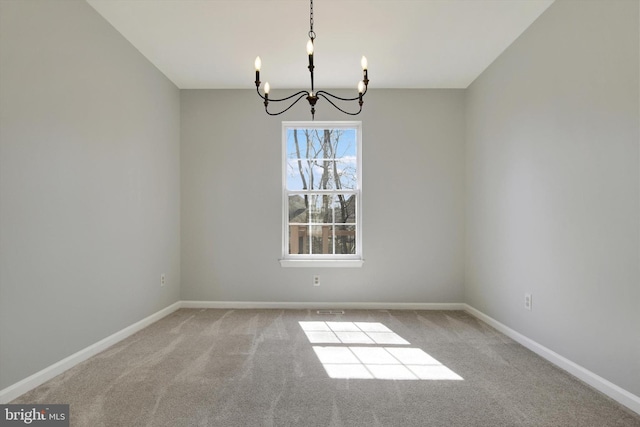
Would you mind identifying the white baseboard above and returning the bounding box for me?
[180,300,466,311]
[3,300,638,418]
[463,304,640,416]
[0,301,182,404]
[0,300,461,403]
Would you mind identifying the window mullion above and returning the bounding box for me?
[308,195,313,255]
[332,195,336,255]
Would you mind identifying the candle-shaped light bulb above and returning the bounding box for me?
[264,82,270,95]
[358,80,365,94]
[254,56,262,87]
[361,56,369,83]
[306,39,314,55]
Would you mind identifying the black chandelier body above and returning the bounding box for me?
[254,0,369,120]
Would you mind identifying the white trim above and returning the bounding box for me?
[181,300,465,310]
[3,300,638,417]
[463,304,640,416]
[0,301,181,404]
[279,259,364,268]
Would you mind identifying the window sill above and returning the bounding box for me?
[279,259,364,268]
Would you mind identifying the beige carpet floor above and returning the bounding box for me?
[12,309,640,426]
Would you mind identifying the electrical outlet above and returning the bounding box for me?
[161,274,166,287]
[524,293,532,311]
[313,275,320,287]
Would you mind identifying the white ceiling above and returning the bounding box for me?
[86,0,554,90]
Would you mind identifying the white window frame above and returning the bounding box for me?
[280,121,363,268]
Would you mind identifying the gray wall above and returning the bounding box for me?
[465,0,640,395]
[0,0,181,389]
[3,0,638,404]
[181,89,466,303]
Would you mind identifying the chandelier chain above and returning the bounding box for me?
[309,0,316,40]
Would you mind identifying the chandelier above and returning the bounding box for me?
[254,0,369,120]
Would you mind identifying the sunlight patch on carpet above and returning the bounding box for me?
[300,321,463,381]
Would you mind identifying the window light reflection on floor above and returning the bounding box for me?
[299,321,410,345]
[300,321,464,381]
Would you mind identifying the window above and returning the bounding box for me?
[280,122,363,267]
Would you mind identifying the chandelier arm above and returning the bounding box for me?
[316,93,363,116]
[316,87,367,102]
[258,88,310,103]
[265,93,309,115]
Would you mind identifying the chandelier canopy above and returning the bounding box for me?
[254,0,369,120]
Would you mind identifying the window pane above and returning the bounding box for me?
[310,194,334,223]
[285,158,308,191]
[335,158,357,190]
[286,128,358,191]
[289,195,308,223]
[332,194,357,224]
[311,225,333,254]
[286,128,324,159]
[288,160,352,191]
[289,225,309,255]
[310,160,333,190]
[335,225,356,254]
